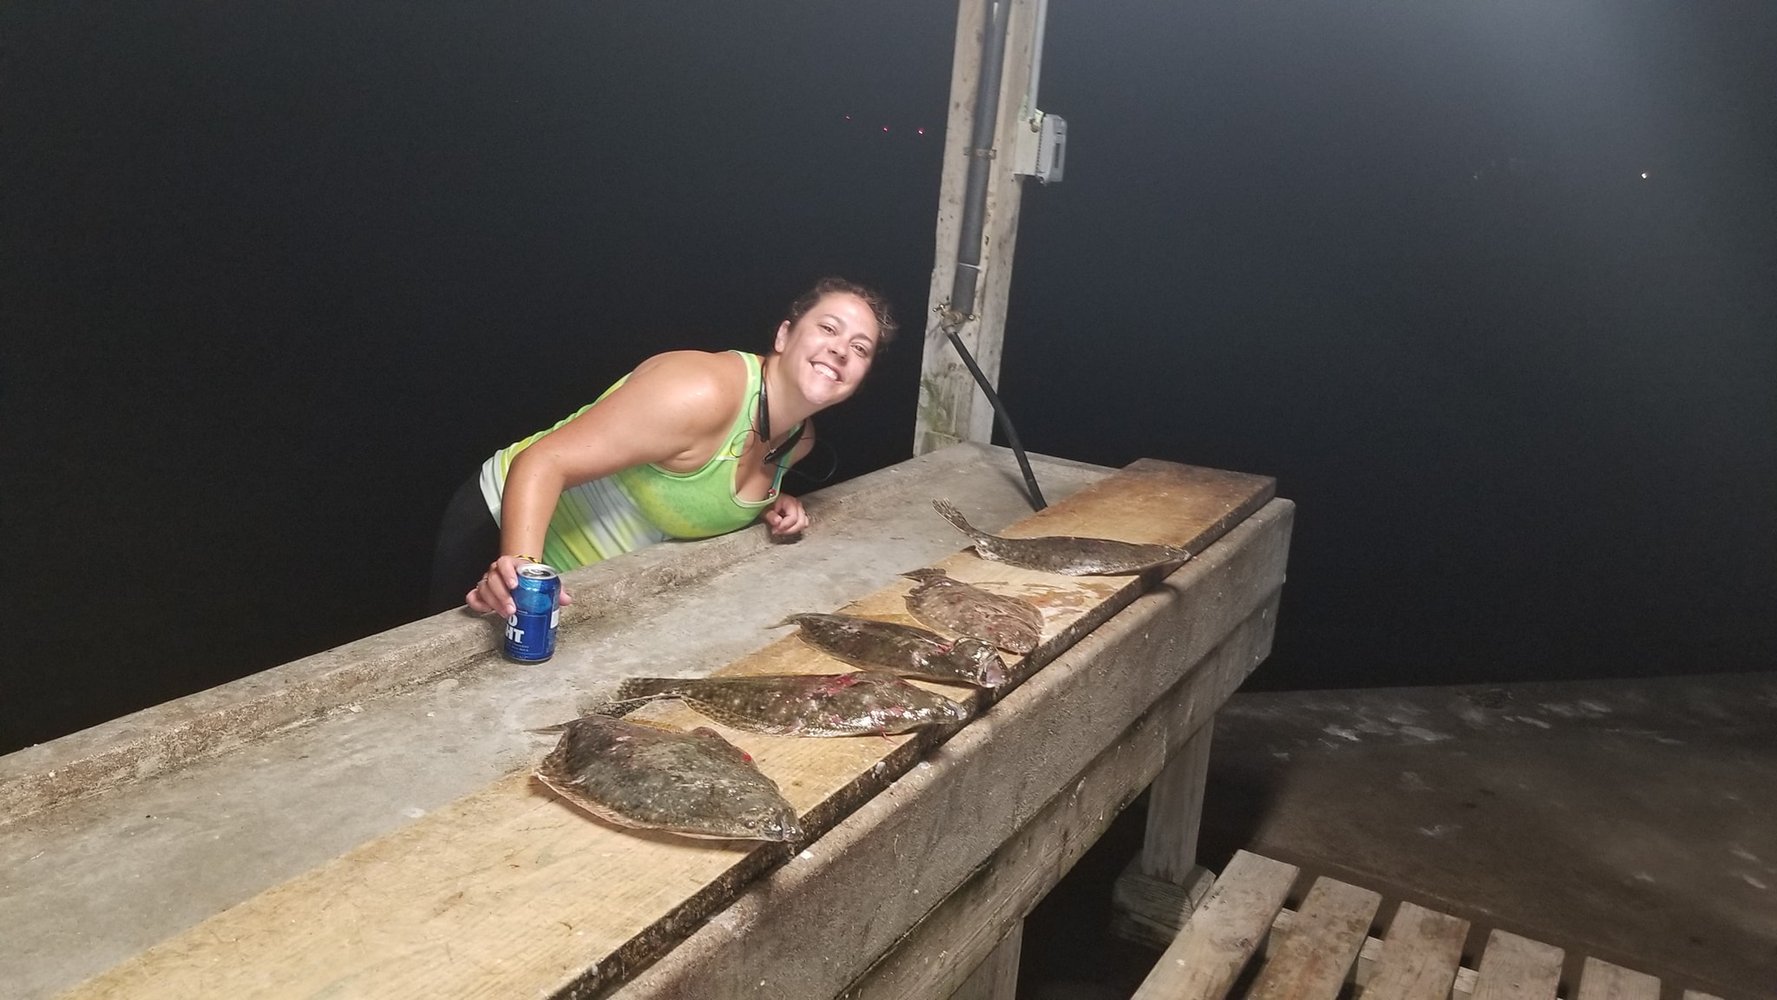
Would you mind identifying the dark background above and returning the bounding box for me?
[6,1,1774,755]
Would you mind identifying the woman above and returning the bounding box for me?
[429,277,897,618]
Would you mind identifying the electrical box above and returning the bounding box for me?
[1012,111,1067,184]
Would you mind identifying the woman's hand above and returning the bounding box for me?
[466,556,574,617]
[762,493,808,536]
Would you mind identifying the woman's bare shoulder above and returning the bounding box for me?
[619,350,748,418]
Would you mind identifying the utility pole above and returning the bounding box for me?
[914,0,1062,456]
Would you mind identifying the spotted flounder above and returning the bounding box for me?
[534,715,801,842]
[933,499,1192,576]
[608,672,971,736]
[771,612,1008,688]
[901,568,1044,654]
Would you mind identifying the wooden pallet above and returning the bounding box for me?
[1132,850,1731,1000]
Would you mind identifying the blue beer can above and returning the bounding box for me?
[504,563,561,663]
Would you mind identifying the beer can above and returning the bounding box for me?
[504,563,561,663]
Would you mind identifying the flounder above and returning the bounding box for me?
[534,715,801,842]
[606,672,972,736]
[901,568,1044,654]
[771,612,1008,688]
[933,498,1192,576]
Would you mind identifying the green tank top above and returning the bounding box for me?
[479,352,800,571]
[610,351,800,539]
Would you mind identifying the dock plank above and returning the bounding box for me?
[1130,850,1298,1000]
[1247,876,1381,1000]
[1361,901,1470,1000]
[1575,956,1660,1000]
[62,460,1276,999]
[1471,929,1564,1000]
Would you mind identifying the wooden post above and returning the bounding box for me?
[1111,722,1220,948]
[915,0,1041,455]
[1142,724,1214,882]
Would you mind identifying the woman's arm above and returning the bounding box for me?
[760,422,818,537]
[467,352,741,614]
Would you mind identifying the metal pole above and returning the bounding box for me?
[949,0,1011,318]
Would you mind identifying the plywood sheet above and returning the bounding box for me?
[62,459,1273,999]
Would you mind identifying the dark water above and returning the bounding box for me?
[6,1,1775,754]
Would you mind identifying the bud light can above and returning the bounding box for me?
[504,563,560,663]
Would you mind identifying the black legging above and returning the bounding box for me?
[427,473,502,614]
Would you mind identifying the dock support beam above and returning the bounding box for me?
[1112,726,1220,949]
[915,0,1042,455]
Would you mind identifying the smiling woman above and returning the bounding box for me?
[429,277,899,618]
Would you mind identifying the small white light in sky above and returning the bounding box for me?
[881,125,890,132]
[1640,172,1649,179]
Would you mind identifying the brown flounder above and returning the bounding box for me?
[901,568,1044,654]
[771,612,1008,688]
[608,672,971,736]
[933,498,1192,576]
[534,715,801,842]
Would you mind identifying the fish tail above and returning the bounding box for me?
[766,613,807,629]
[931,499,981,540]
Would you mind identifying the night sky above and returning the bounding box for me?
[6,1,1775,755]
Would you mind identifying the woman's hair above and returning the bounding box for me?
[785,277,899,348]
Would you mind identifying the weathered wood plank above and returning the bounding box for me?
[1575,956,1660,1000]
[946,923,1022,1000]
[1247,876,1381,1000]
[1130,850,1298,1000]
[1361,901,1470,1000]
[1471,929,1564,1000]
[62,465,1283,1000]
[840,599,1282,1000]
[1679,991,1727,1000]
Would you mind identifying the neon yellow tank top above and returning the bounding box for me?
[478,352,799,571]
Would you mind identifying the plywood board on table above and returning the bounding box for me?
[62,459,1277,1000]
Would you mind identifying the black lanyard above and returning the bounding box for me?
[756,364,803,464]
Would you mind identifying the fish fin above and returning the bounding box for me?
[900,567,947,583]
[766,614,805,629]
[529,703,629,732]
[585,694,670,718]
[616,677,682,700]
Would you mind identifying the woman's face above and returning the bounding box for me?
[773,292,882,409]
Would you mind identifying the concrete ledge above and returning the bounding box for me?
[0,443,1102,826]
